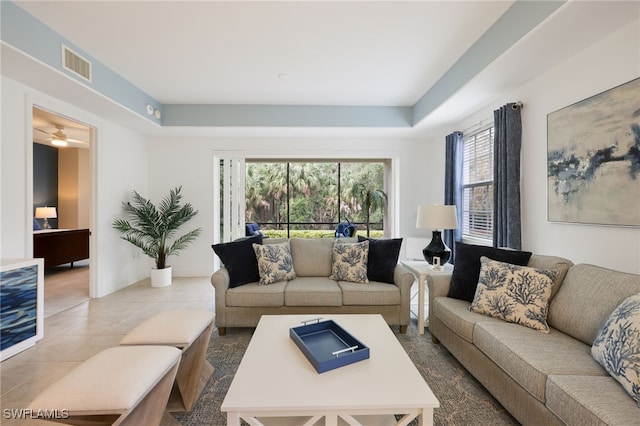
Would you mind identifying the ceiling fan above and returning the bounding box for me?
[34,124,87,147]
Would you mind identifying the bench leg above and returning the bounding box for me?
[119,360,179,426]
[218,327,226,336]
[399,325,407,334]
[172,322,215,412]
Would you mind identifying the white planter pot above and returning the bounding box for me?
[150,266,172,288]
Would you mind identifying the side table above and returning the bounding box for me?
[400,260,453,334]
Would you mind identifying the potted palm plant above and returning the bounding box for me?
[113,186,202,287]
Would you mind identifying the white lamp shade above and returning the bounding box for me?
[416,205,458,230]
[35,207,57,219]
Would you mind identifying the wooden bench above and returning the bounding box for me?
[28,345,181,426]
[120,309,215,414]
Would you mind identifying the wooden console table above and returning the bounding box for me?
[33,228,90,268]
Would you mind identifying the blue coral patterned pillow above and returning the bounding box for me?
[469,257,556,332]
[252,242,296,285]
[329,240,369,283]
[591,293,640,407]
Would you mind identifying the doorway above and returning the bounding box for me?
[32,106,92,317]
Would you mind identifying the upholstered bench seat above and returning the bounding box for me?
[120,309,215,413]
[28,345,181,426]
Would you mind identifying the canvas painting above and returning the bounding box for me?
[547,77,640,226]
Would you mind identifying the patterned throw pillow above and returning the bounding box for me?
[469,257,556,333]
[329,240,369,283]
[252,242,296,285]
[591,293,640,406]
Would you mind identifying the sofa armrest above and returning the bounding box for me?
[426,271,453,329]
[394,264,417,326]
[210,268,230,328]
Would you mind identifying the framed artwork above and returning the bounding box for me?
[547,77,640,226]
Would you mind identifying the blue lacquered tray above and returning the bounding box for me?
[290,318,370,373]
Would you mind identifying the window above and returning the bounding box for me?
[462,127,494,241]
[245,161,387,238]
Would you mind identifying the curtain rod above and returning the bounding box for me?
[460,101,523,134]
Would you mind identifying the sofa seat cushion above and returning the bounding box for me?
[226,281,286,307]
[339,281,400,305]
[546,375,640,425]
[432,297,504,343]
[285,277,343,307]
[473,321,608,403]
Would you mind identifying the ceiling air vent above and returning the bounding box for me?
[61,45,92,82]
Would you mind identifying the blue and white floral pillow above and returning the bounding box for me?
[252,242,296,285]
[469,257,556,332]
[591,292,640,407]
[329,240,369,283]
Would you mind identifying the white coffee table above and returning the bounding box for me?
[222,314,439,426]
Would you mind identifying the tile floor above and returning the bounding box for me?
[0,269,214,426]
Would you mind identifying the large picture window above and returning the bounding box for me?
[462,127,494,242]
[245,161,387,238]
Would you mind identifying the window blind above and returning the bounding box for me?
[462,127,494,240]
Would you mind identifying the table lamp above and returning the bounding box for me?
[35,206,57,229]
[416,205,458,269]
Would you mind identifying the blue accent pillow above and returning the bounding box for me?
[212,234,263,288]
[357,236,403,284]
[33,218,42,230]
[591,293,640,406]
[448,242,532,302]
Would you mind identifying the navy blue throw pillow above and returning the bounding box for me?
[212,234,263,288]
[357,236,403,284]
[448,242,532,302]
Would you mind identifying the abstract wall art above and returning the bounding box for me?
[547,77,640,226]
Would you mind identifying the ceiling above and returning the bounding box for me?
[9,1,640,138]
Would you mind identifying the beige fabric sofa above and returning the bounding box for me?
[211,238,415,335]
[428,254,640,425]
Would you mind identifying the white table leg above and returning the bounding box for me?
[227,412,241,426]
[418,273,426,334]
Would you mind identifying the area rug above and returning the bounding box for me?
[176,322,518,426]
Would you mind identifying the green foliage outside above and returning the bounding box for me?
[245,162,387,235]
[262,229,384,239]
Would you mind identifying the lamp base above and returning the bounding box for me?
[42,218,51,229]
[422,230,451,266]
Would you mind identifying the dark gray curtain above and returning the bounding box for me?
[493,102,523,249]
[444,131,463,262]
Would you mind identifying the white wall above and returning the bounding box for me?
[0,77,150,297]
[444,19,640,274]
[147,137,433,276]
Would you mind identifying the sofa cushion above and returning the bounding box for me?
[591,292,640,405]
[339,281,400,305]
[211,234,263,288]
[253,241,296,285]
[290,238,334,277]
[285,277,343,307]
[473,321,608,403]
[432,297,503,343]
[546,375,640,425]
[357,236,403,284]
[329,240,369,283]
[447,242,532,302]
[226,281,286,307]
[469,257,556,333]
[548,264,640,345]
